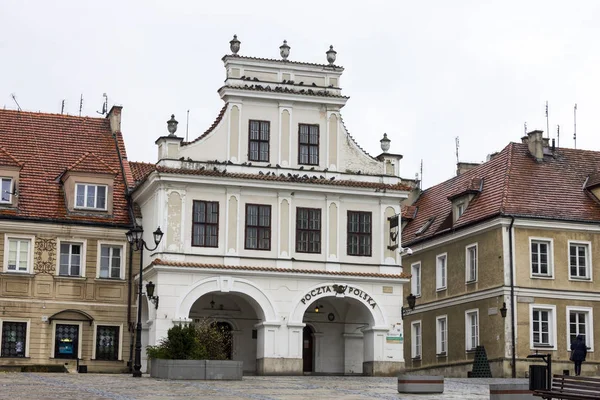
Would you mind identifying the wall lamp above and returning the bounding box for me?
[401,293,417,319]
[146,281,159,309]
[500,302,507,318]
[399,247,413,256]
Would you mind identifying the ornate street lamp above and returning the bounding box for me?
[126,225,163,378]
[500,302,508,318]
[401,293,417,319]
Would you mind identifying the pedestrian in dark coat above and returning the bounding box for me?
[570,335,588,376]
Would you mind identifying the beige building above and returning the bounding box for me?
[401,131,600,377]
[0,107,137,372]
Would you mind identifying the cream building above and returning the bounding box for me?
[129,37,415,376]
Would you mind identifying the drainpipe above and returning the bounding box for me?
[508,216,516,378]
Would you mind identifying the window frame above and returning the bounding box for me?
[298,123,320,166]
[465,308,479,352]
[192,200,220,248]
[74,183,108,211]
[244,204,272,251]
[346,211,372,257]
[529,237,554,279]
[0,177,13,204]
[3,234,35,274]
[411,262,422,297]
[567,240,592,281]
[50,320,83,359]
[465,243,478,283]
[96,241,126,280]
[248,120,270,162]
[411,320,422,359]
[566,306,594,352]
[295,207,321,254]
[436,253,448,291]
[436,315,448,356]
[0,318,30,358]
[92,322,123,361]
[56,238,87,278]
[529,304,557,350]
[456,202,465,219]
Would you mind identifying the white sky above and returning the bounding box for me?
[2,1,599,188]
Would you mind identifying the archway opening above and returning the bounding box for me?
[302,296,375,375]
[189,293,261,374]
[303,325,315,373]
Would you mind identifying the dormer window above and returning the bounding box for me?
[415,217,435,236]
[1,177,13,203]
[75,183,107,210]
[456,202,465,219]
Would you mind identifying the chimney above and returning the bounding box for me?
[107,105,122,134]
[524,130,544,161]
[456,162,480,176]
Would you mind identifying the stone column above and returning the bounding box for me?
[255,322,301,375]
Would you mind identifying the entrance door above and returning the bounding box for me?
[303,326,314,373]
[54,324,79,359]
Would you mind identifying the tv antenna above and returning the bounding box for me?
[524,122,527,135]
[61,100,65,114]
[186,109,190,142]
[557,125,560,148]
[420,159,423,189]
[573,104,577,149]
[79,94,84,117]
[545,101,549,138]
[97,93,108,115]
[455,136,460,164]
[10,94,22,111]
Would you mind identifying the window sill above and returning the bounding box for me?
[436,352,447,358]
[0,272,34,278]
[74,207,108,212]
[569,277,591,281]
[411,356,422,361]
[94,278,125,283]
[466,349,477,353]
[91,359,123,362]
[436,287,447,292]
[55,275,87,281]
[466,280,477,284]
[0,356,30,359]
[533,344,554,349]
[531,274,554,280]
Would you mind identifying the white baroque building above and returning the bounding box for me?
[130,37,414,376]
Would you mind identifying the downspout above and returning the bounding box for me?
[508,216,516,378]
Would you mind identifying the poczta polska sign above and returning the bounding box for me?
[300,284,377,309]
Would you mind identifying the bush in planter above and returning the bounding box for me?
[146,319,231,360]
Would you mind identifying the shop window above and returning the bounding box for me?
[95,325,119,361]
[1,321,27,358]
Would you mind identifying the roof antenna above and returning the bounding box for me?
[455,136,460,165]
[557,125,560,148]
[573,103,577,149]
[524,122,527,135]
[420,159,423,190]
[186,109,190,142]
[61,99,65,114]
[79,94,83,117]
[545,101,549,139]
[10,93,22,111]
[97,93,108,115]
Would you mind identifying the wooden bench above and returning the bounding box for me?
[533,374,600,399]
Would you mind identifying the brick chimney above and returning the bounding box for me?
[456,162,480,176]
[522,130,544,161]
[107,105,122,134]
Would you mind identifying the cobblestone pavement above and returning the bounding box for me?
[0,373,528,399]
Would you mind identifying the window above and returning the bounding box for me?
[99,244,123,279]
[95,325,120,361]
[245,204,271,250]
[75,183,107,210]
[5,237,32,273]
[456,203,465,219]
[530,305,556,349]
[347,211,372,256]
[411,321,422,359]
[415,217,435,236]
[248,120,270,162]
[1,321,27,357]
[436,316,448,355]
[192,201,219,247]
[1,177,12,203]
[466,244,477,283]
[569,242,591,280]
[465,309,479,351]
[531,238,552,277]
[436,253,447,290]
[298,124,319,165]
[59,242,82,276]
[296,208,321,253]
[567,307,594,351]
[54,323,79,359]
[411,262,421,297]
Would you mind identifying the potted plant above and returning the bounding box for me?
[146,319,242,380]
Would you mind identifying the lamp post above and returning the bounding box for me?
[126,225,163,378]
[401,293,417,319]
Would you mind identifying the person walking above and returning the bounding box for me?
[570,335,588,376]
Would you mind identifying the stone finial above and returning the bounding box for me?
[280,40,290,60]
[380,133,391,153]
[167,114,178,136]
[229,34,241,55]
[326,45,337,65]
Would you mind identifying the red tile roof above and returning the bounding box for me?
[129,161,413,192]
[402,143,600,246]
[150,258,410,279]
[0,109,132,226]
[0,146,23,168]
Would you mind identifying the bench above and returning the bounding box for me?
[533,374,600,400]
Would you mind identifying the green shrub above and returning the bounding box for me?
[146,319,232,360]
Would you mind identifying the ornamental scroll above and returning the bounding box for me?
[34,237,56,274]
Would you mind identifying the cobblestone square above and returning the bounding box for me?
[0,373,528,399]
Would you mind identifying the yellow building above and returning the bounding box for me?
[0,107,137,372]
[401,131,600,377]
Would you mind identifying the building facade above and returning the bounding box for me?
[129,38,415,376]
[0,107,136,372]
[401,131,600,377]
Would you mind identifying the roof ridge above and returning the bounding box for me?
[222,55,343,69]
[499,143,515,214]
[182,103,228,146]
[0,146,24,166]
[66,152,118,174]
[0,108,107,121]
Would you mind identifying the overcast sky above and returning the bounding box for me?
[2,1,599,188]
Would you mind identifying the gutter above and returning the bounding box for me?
[508,216,516,378]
